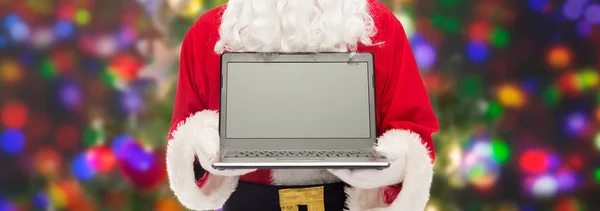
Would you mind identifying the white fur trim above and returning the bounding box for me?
[271,169,341,186]
[166,110,238,210]
[344,129,434,211]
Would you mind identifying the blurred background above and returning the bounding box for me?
[0,0,599,210]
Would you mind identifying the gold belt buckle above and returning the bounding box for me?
[278,186,325,211]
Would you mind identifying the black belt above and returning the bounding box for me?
[221,181,348,211]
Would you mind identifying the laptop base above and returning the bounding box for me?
[212,157,391,170]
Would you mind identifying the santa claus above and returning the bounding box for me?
[165,0,439,210]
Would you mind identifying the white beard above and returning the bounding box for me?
[215,0,376,54]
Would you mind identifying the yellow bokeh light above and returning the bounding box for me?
[48,183,67,208]
[1,60,23,83]
[578,68,598,89]
[446,143,462,174]
[395,12,415,39]
[497,84,525,108]
[425,204,439,211]
[181,0,204,18]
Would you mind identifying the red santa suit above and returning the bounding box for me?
[166,0,439,210]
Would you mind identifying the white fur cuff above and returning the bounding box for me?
[345,129,434,211]
[166,110,237,210]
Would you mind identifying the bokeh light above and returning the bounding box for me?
[75,9,91,25]
[531,175,558,198]
[577,69,598,90]
[584,4,600,24]
[595,132,600,150]
[71,153,96,181]
[118,141,156,172]
[0,59,23,83]
[108,53,143,82]
[547,45,572,69]
[564,111,587,136]
[412,34,437,69]
[111,134,135,155]
[83,126,105,146]
[496,84,525,108]
[48,183,67,209]
[1,101,29,129]
[0,199,17,211]
[520,149,550,174]
[490,27,510,48]
[87,146,116,173]
[395,12,415,39]
[490,140,510,163]
[556,171,578,191]
[467,20,491,42]
[58,80,83,110]
[557,72,582,95]
[563,0,588,20]
[575,21,591,37]
[39,58,58,80]
[528,0,549,12]
[31,27,55,49]
[4,13,30,42]
[155,197,183,211]
[35,147,62,178]
[33,192,50,210]
[121,90,143,114]
[460,136,504,191]
[594,167,600,183]
[466,41,489,63]
[0,129,25,156]
[554,197,584,211]
[54,20,75,40]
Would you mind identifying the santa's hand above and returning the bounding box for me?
[194,123,257,177]
[328,131,410,189]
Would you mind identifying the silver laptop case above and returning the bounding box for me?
[213,52,390,169]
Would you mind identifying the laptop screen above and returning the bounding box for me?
[225,62,372,139]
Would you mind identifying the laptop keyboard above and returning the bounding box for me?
[224,150,374,158]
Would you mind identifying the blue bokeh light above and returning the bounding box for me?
[0,129,25,156]
[55,20,75,40]
[466,41,490,63]
[71,153,96,181]
[33,192,50,210]
[528,0,548,12]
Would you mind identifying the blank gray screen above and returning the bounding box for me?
[225,62,371,139]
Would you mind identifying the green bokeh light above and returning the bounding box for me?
[458,76,483,97]
[102,69,118,88]
[542,85,561,107]
[490,28,510,48]
[486,101,504,120]
[491,139,510,163]
[83,127,105,146]
[432,14,463,34]
[39,58,57,80]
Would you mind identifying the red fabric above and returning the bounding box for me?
[168,0,439,205]
[382,185,403,204]
[195,172,210,188]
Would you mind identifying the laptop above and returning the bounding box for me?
[212,52,390,170]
